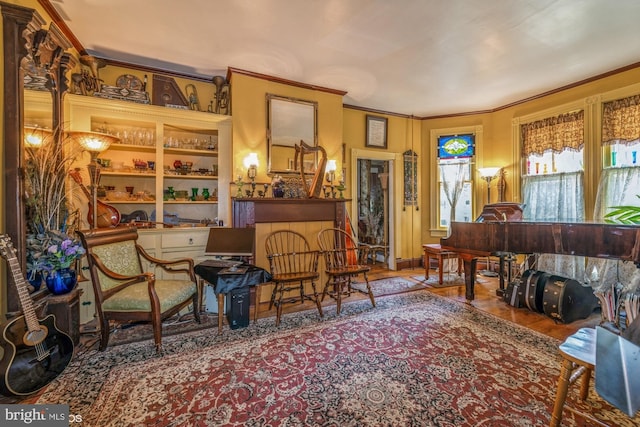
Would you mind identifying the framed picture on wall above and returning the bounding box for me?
[366,115,388,149]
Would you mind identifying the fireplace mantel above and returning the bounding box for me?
[232,198,350,228]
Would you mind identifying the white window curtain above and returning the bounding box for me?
[522,171,585,278]
[522,171,585,222]
[440,162,465,229]
[439,162,465,272]
[594,166,640,219]
[590,166,640,292]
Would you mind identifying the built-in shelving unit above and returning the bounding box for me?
[65,93,232,227]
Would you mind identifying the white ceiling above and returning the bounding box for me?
[50,0,640,117]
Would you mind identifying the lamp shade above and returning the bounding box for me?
[24,126,52,148]
[69,131,119,153]
[325,159,337,173]
[243,152,259,169]
[478,167,501,179]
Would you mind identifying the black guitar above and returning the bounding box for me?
[0,235,74,396]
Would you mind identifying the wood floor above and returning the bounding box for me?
[262,264,601,342]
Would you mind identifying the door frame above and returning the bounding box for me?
[351,149,399,270]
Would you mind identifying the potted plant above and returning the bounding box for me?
[24,126,83,291]
[40,229,85,295]
[604,195,640,224]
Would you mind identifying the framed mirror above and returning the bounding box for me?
[267,94,318,174]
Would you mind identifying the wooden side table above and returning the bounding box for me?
[422,244,462,285]
[46,287,82,345]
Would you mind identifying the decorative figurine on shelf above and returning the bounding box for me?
[336,181,346,199]
[271,175,284,198]
[235,174,244,198]
[202,188,210,200]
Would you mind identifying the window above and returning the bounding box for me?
[595,93,640,220]
[429,125,482,235]
[437,134,474,228]
[520,111,585,222]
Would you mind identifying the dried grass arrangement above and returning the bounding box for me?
[24,126,81,234]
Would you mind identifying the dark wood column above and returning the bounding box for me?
[1,4,72,313]
[1,2,42,313]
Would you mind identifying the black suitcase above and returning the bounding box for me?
[226,286,250,329]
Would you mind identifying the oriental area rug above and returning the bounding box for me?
[352,276,428,296]
[36,291,635,427]
[412,274,467,288]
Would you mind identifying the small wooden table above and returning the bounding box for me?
[422,243,462,285]
[194,262,270,333]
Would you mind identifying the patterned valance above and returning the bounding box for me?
[521,111,584,156]
[602,94,640,146]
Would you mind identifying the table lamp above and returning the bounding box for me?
[478,167,502,204]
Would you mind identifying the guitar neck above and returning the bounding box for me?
[69,171,93,199]
[3,250,41,333]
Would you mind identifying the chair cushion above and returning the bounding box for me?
[92,241,143,291]
[102,279,196,313]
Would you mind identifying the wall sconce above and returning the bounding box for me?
[324,159,337,198]
[325,159,337,184]
[244,152,259,181]
[478,167,502,205]
[69,131,120,228]
[243,152,259,197]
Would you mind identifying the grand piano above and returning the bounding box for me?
[440,204,640,302]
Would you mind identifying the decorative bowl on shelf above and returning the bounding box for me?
[105,190,131,201]
[173,190,189,200]
[111,161,124,170]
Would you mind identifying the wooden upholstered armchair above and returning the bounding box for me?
[77,227,200,352]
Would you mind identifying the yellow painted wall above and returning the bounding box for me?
[342,108,422,264]
[229,72,344,183]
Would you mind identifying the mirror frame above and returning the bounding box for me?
[266,94,318,175]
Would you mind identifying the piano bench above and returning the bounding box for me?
[422,244,462,285]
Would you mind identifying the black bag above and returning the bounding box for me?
[503,280,525,308]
